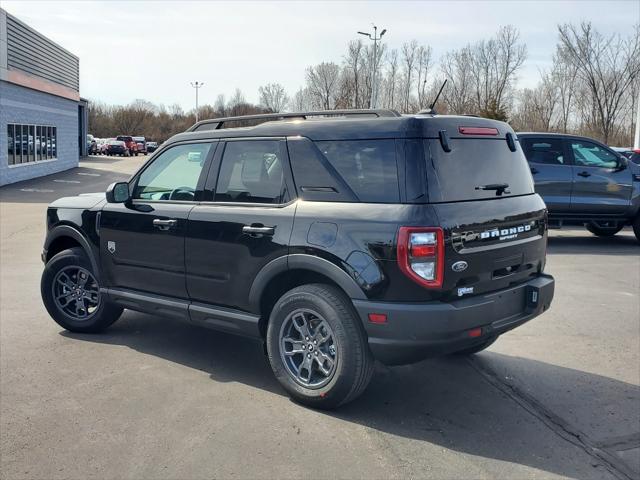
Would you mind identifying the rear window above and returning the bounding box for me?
[521,138,566,165]
[426,138,534,203]
[117,136,132,142]
[314,139,399,203]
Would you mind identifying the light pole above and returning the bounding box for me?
[634,89,639,149]
[358,25,386,109]
[191,81,204,122]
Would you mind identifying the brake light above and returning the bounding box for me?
[397,227,444,288]
[458,126,499,136]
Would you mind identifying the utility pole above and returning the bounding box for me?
[635,89,640,149]
[191,81,204,122]
[358,25,386,109]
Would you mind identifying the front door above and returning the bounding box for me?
[567,139,633,215]
[520,136,573,213]
[186,139,295,312]
[100,141,215,298]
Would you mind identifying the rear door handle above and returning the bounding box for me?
[153,218,178,230]
[577,171,591,178]
[242,225,275,236]
[530,167,539,174]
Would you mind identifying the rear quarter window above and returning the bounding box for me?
[315,139,399,203]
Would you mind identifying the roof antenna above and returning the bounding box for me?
[418,79,447,115]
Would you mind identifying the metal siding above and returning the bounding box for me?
[5,14,79,91]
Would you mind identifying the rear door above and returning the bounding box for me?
[185,138,296,313]
[520,136,572,213]
[566,139,632,214]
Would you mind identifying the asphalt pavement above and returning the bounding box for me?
[1,155,638,480]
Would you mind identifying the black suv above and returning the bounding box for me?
[519,133,640,241]
[41,110,555,408]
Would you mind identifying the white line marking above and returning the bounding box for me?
[77,173,101,177]
[20,188,54,193]
[53,180,81,184]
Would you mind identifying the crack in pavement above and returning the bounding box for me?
[468,357,639,480]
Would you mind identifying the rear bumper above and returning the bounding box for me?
[353,274,554,365]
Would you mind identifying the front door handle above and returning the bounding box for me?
[242,225,275,236]
[530,167,539,174]
[577,171,591,178]
[153,218,178,230]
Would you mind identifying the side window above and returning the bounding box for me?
[314,139,399,203]
[215,140,286,204]
[570,141,618,169]
[133,143,212,201]
[521,138,565,165]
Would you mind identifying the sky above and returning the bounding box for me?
[3,0,638,112]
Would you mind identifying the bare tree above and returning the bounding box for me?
[416,45,433,109]
[291,87,313,112]
[258,82,289,112]
[440,47,475,114]
[306,62,341,110]
[558,22,640,143]
[382,49,399,110]
[550,49,579,132]
[344,40,365,108]
[401,40,418,112]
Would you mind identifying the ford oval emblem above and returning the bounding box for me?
[452,261,468,272]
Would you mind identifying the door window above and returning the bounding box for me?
[215,140,286,204]
[570,141,618,169]
[521,138,565,165]
[133,143,212,201]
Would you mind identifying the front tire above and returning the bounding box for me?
[41,247,123,333]
[266,284,374,409]
[586,221,623,237]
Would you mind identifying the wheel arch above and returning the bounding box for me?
[44,225,100,280]
[250,254,366,337]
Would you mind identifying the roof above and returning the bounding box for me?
[167,114,514,145]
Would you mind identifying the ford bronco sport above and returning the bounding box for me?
[41,109,555,408]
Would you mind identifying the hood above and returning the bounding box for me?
[49,192,105,209]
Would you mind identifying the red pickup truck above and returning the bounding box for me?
[116,136,139,156]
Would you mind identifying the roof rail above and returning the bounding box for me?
[186,109,401,132]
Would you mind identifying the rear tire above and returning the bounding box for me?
[453,336,497,356]
[633,216,640,244]
[586,221,623,237]
[266,284,374,409]
[41,247,123,333]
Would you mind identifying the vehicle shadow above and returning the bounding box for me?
[61,311,637,479]
[548,229,638,255]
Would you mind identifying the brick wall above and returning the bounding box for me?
[0,81,79,186]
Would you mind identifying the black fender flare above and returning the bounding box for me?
[248,254,366,312]
[44,225,100,280]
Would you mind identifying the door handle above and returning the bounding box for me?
[153,218,178,230]
[530,167,539,174]
[577,171,591,178]
[242,225,275,236]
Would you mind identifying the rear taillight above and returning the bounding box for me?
[397,227,444,288]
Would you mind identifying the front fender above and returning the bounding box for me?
[43,225,100,281]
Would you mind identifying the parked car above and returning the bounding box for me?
[519,132,640,241]
[146,141,158,153]
[611,146,640,165]
[40,109,555,409]
[116,136,139,156]
[133,136,147,154]
[106,140,129,156]
[98,138,112,155]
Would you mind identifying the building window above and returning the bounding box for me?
[7,124,57,166]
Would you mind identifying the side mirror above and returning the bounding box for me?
[106,182,130,203]
[616,155,628,171]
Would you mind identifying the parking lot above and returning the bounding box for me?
[0,155,638,479]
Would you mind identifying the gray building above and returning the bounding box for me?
[0,8,88,186]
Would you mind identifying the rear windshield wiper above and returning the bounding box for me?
[475,183,510,196]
